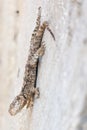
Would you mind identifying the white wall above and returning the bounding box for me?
[0,0,87,130]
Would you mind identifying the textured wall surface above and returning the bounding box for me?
[0,0,87,130]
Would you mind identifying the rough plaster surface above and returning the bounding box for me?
[0,0,87,130]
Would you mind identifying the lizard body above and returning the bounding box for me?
[9,7,55,116]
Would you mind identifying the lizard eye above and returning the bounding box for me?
[8,95,26,116]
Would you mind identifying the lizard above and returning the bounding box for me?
[8,7,55,116]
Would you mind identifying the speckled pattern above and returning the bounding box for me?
[9,7,55,116]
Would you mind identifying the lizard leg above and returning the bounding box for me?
[29,44,45,67]
[26,97,34,108]
[34,87,40,98]
[36,44,45,57]
[26,87,40,108]
[32,7,41,36]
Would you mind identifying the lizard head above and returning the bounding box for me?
[8,94,27,116]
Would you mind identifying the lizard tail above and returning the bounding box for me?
[47,26,55,41]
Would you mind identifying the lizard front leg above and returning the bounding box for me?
[29,44,45,67]
[26,87,40,108]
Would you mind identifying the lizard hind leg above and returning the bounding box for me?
[26,87,40,109]
[36,7,41,28]
[36,43,45,57]
[29,43,45,67]
[32,7,41,36]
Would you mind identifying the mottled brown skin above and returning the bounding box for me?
[9,7,55,116]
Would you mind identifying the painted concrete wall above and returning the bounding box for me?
[0,0,87,130]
